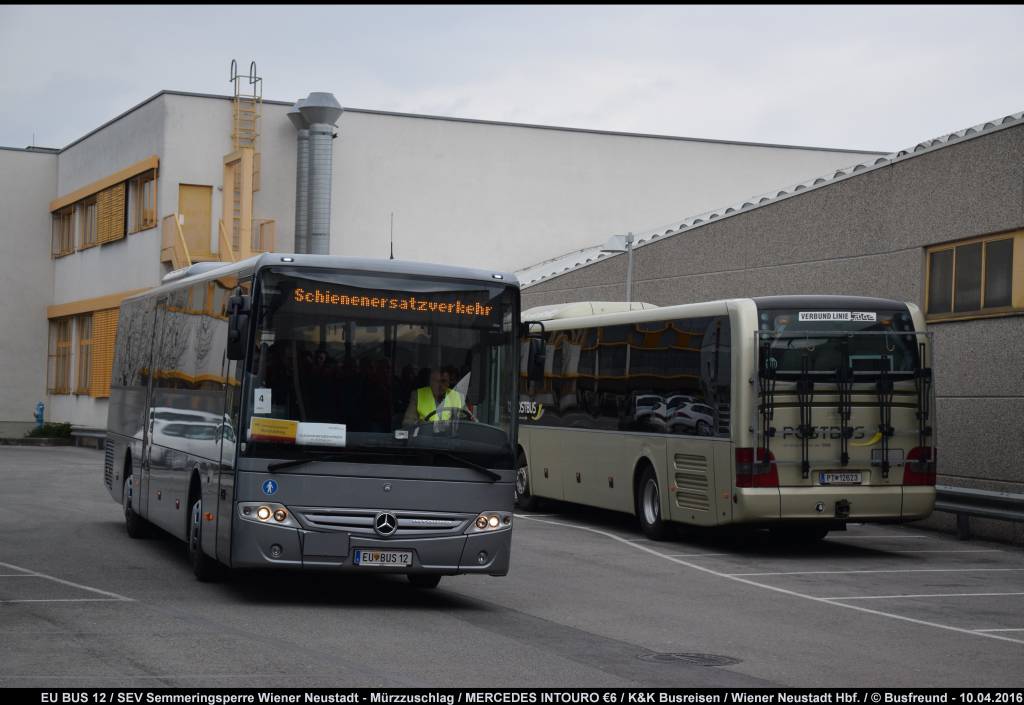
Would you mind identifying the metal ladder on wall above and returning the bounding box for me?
[229,61,262,252]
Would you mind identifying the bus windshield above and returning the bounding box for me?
[242,269,517,464]
[757,307,920,377]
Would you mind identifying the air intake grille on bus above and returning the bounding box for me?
[674,453,710,511]
[103,443,115,490]
[290,507,474,537]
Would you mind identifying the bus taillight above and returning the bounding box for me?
[736,447,778,488]
[903,447,937,486]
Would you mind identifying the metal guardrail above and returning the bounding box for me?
[935,484,1024,539]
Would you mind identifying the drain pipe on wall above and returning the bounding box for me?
[298,92,343,255]
[286,99,310,254]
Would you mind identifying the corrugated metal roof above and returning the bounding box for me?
[518,110,1024,288]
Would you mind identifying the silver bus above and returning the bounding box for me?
[105,254,522,585]
[515,296,936,541]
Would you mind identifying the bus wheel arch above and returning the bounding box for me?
[187,467,220,581]
[514,445,540,511]
[122,451,148,539]
[633,459,671,541]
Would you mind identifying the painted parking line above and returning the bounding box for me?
[515,514,1024,646]
[890,549,1005,554]
[830,535,931,540]
[0,561,133,603]
[976,628,1024,633]
[824,592,1024,601]
[729,568,1024,576]
[0,598,132,604]
[664,553,731,558]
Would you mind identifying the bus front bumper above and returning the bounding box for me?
[230,520,511,576]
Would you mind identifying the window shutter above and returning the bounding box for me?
[97,183,127,244]
[89,308,119,397]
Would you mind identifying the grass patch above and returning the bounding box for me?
[25,422,73,438]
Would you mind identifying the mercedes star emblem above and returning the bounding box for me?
[374,512,398,537]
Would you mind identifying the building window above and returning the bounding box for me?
[96,182,127,244]
[47,319,73,394]
[926,232,1021,320]
[79,198,98,249]
[75,315,93,394]
[129,170,158,233]
[88,308,119,398]
[51,207,75,258]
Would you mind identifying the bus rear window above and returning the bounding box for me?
[757,308,919,375]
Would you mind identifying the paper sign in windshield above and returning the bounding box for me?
[249,417,298,443]
[296,423,347,447]
[798,311,877,322]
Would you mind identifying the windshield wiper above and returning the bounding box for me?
[267,453,352,473]
[431,451,502,482]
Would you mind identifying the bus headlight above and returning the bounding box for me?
[239,502,298,528]
[467,511,512,534]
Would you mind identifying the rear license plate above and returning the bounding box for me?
[353,549,412,567]
[819,471,862,485]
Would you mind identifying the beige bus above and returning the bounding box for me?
[515,296,936,541]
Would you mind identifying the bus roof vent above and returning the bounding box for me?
[161,261,233,283]
[522,301,658,321]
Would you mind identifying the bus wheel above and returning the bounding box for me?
[514,454,540,511]
[408,574,442,589]
[122,463,148,539]
[636,466,671,541]
[188,495,221,582]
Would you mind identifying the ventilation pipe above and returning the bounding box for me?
[286,100,310,254]
[298,92,343,255]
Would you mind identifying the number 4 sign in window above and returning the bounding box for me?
[254,388,272,414]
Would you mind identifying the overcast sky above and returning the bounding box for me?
[1,5,1021,152]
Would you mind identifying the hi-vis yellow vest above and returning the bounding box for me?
[416,387,464,421]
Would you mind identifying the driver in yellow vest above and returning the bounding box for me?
[402,368,465,425]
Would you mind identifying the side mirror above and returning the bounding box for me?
[226,290,251,360]
[524,320,546,385]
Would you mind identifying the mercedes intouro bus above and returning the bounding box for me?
[515,296,936,541]
[105,254,524,585]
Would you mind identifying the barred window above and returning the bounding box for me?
[129,170,158,233]
[79,198,98,249]
[75,315,93,394]
[47,319,73,394]
[51,207,75,258]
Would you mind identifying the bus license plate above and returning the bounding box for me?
[820,472,862,485]
[353,549,412,567]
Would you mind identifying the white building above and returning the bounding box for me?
[0,86,882,430]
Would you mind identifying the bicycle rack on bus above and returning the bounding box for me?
[836,339,854,467]
[757,339,778,471]
[796,354,814,479]
[754,329,935,479]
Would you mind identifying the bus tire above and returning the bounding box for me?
[514,452,540,511]
[122,459,149,539]
[188,493,221,582]
[635,465,671,541]
[407,574,442,589]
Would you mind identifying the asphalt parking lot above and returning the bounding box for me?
[1,446,1022,687]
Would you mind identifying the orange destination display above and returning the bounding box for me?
[282,283,503,327]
